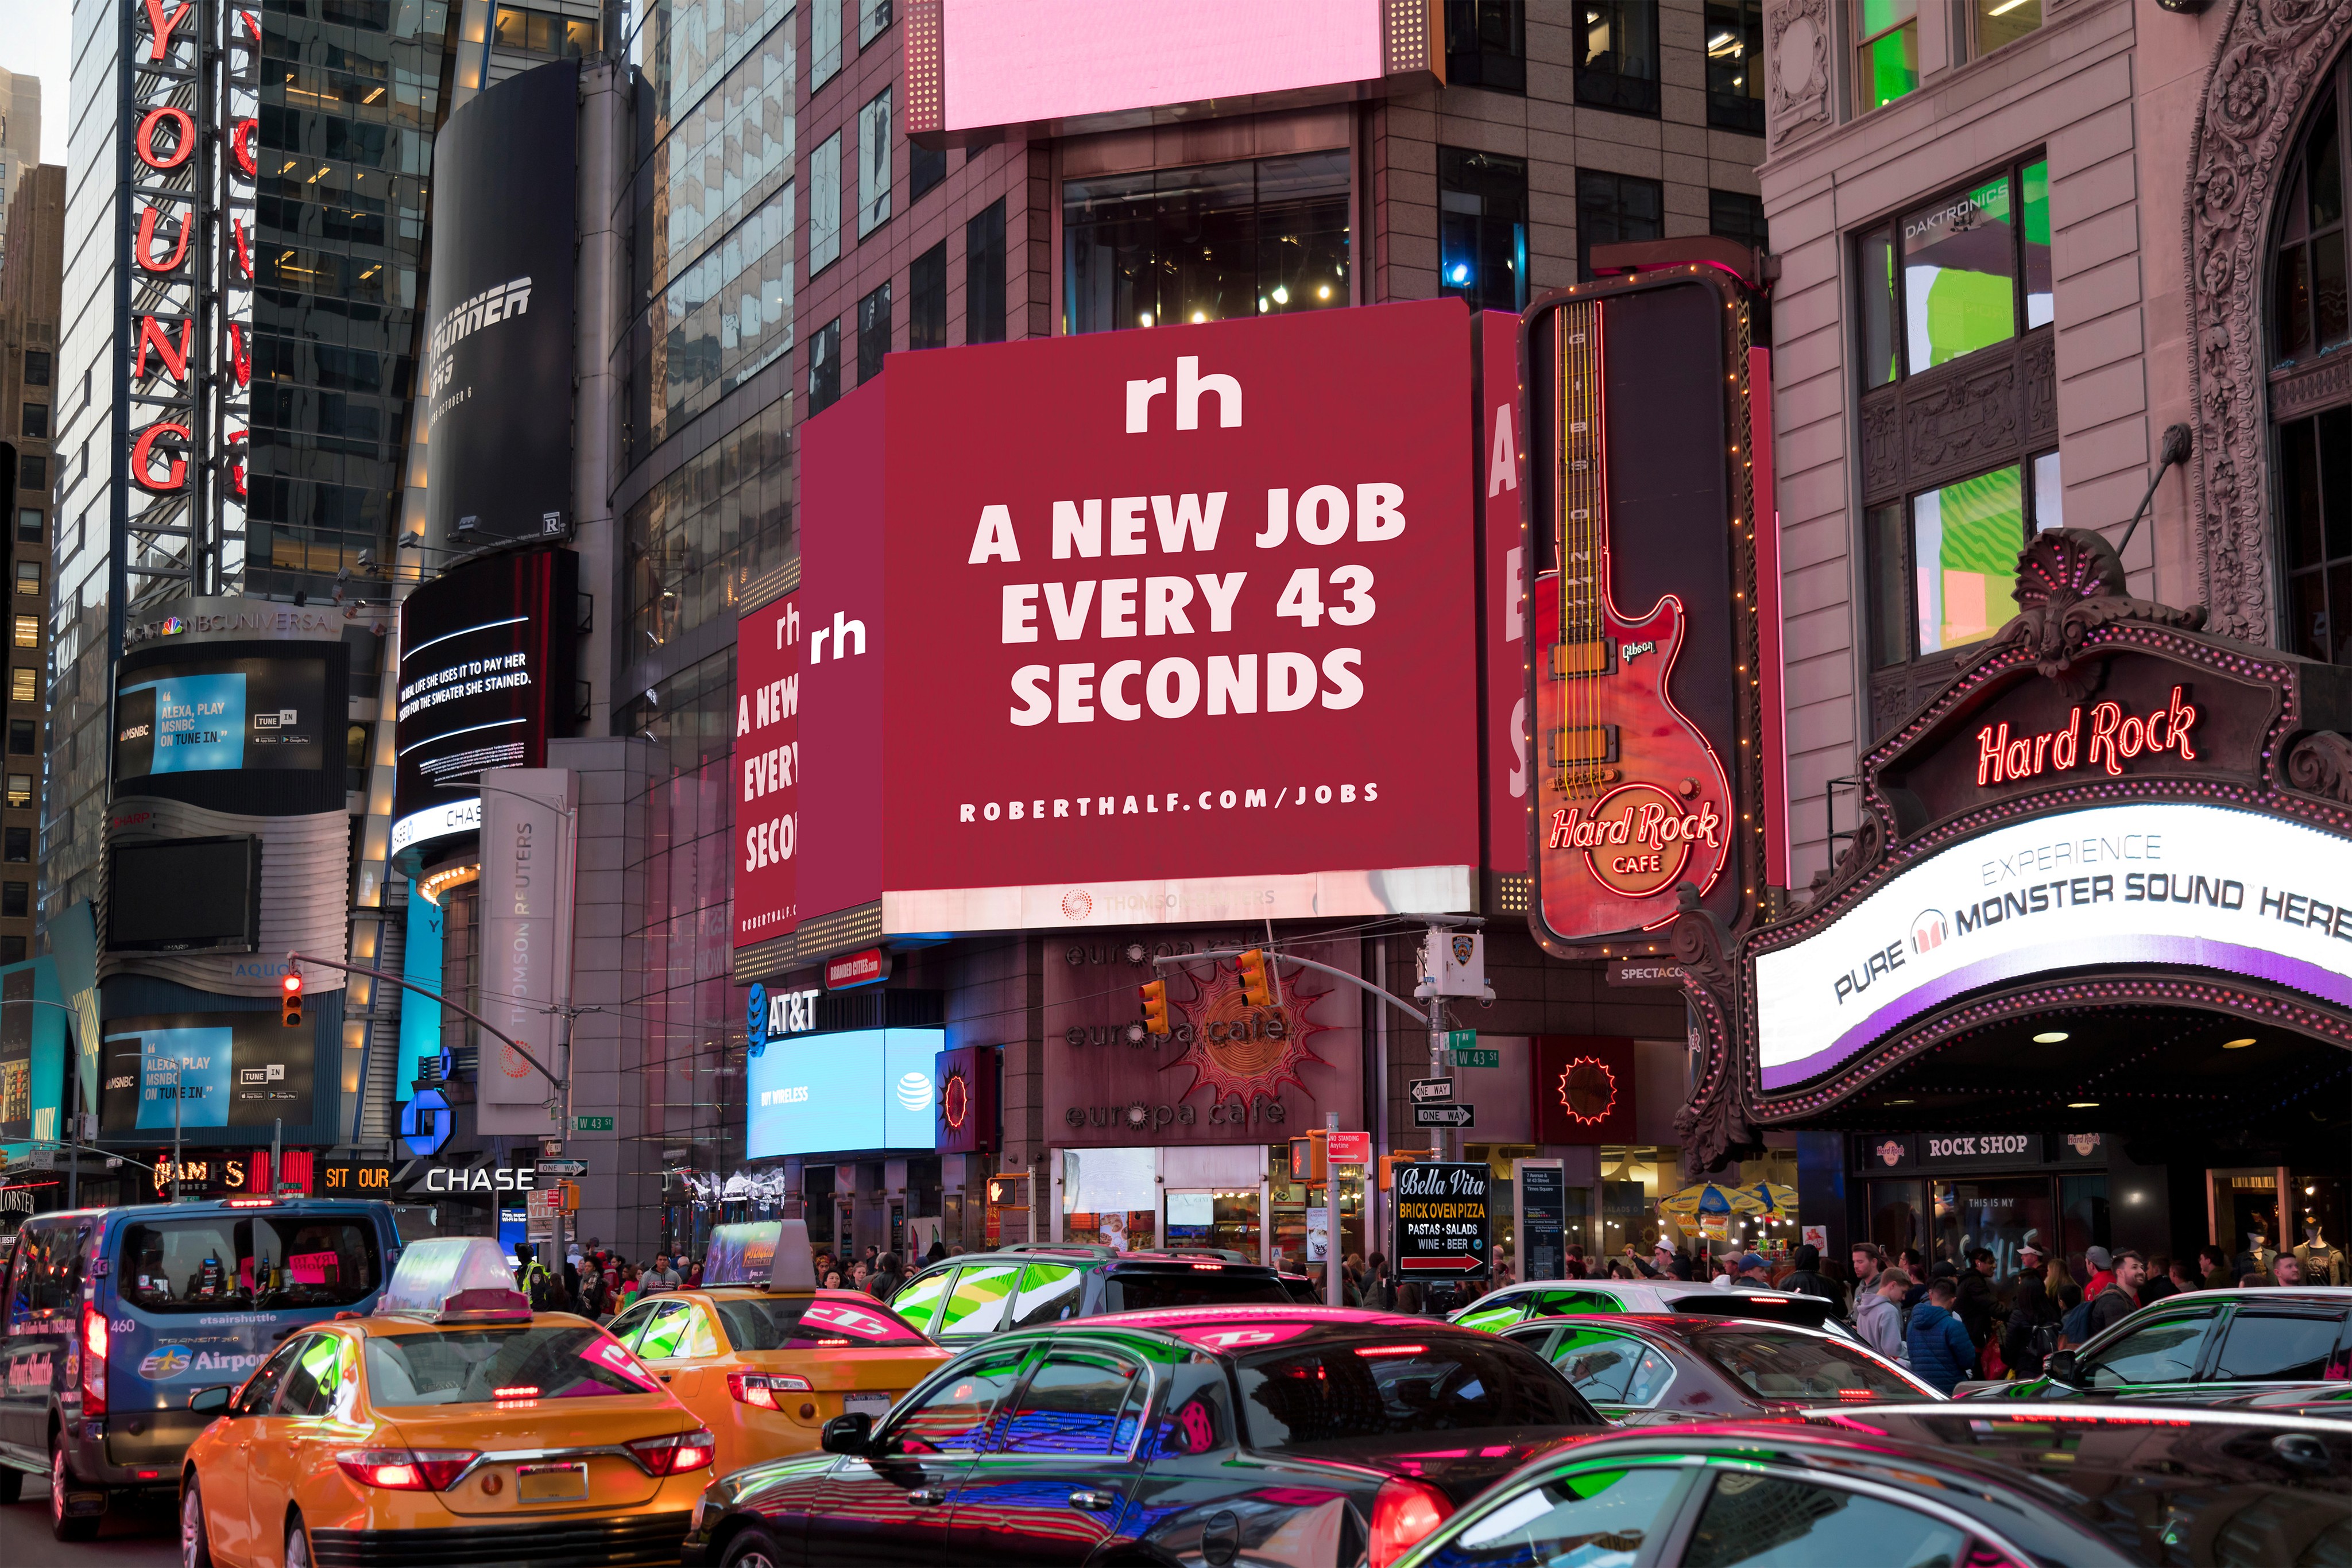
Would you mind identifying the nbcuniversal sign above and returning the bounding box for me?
[1752,800,2352,1088]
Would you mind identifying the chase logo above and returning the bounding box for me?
[140,1345,192,1379]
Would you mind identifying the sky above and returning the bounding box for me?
[0,0,73,164]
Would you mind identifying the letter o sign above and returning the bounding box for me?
[137,106,196,171]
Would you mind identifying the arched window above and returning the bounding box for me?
[2272,60,2352,664]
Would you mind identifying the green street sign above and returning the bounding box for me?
[574,1116,616,1132]
[1446,1029,1478,1051]
[1450,1048,1499,1068]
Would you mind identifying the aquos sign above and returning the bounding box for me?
[1754,801,2352,1088]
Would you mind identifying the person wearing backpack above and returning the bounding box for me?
[513,1242,563,1312]
[2084,1249,2146,1338]
[2002,1269,2060,1378]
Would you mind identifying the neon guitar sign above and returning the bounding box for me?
[1534,299,1734,939]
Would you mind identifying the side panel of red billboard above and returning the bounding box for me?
[1480,310,1529,880]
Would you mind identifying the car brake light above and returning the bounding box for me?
[1189,1262,1224,1270]
[493,1385,541,1399]
[1369,1477,1453,1568]
[727,1371,814,1409]
[223,1198,276,1209]
[628,1430,718,1476]
[334,1448,476,1491]
[80,1307,106,1417]
[1353,1345,1427,1357]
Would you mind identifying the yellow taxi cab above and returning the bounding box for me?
[177,1235,715,1568]
[602,1219,949,1476]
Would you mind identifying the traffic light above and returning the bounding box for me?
[1139,978,1169,1035]
[1237,948,1272,1008]
[1289,1131,1328,1183]
[280,970,304,1029]
[556,1180,582,1214]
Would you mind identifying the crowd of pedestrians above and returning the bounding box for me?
[503,1236,977,1322]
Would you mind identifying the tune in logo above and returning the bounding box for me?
[1909,909,1947,955]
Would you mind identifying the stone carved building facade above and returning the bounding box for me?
[1757,0,2352,889]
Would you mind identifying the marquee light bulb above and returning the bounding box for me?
[2032,1030,2068,1043]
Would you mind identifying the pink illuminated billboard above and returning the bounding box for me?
[905,0,1441,142]
[776,299,1482,937]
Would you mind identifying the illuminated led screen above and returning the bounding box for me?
[745,1028,942,1157]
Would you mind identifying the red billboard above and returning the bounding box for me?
[788,299,1481,937]
[734,593,799,948]
[1480,311,1529,880]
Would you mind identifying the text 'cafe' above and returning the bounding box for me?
[1670,532,2352,1284]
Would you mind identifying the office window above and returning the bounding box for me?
[1856,0,1920,112]
[910,241,948,349]
[0,938,21,965]
[1869,459,2059,662]
[807,318,842,414]
[21,351,48,387]
[13,561,35,598]
[1576,169,1664,280]
[812,0,842,90]
[1856,157,2050,386]
[967,198,1007,344]
[9,669,32,704]
[859,0,890,48]
[3,777,26,810]
[1705,0,1764,133]
[7,721,30,756]
[1063,152,1350,334]
[809,133,843,274]
[3,883,26,919]
[16,509,38,543]
[2278,411,2352,663]
[911,139,946,202]
[858,88,893,238]
[11,618,33,650]
[1445,0,1525,91]
[492,5,593,56]
[20,405,46,441]
[1971,0,2041,55]
[1577,0,1659,115]
[2274,94,2346,367]
[858,282,891,381]
[1710,189,1768,249]
[4,828,27,864]
[1438,148,1529,313]
[17,456,42,491]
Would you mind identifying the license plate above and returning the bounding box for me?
[842,1392,892,1422]
[516,1462,589,1502]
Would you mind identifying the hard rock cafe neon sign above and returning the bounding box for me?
[1974,686,2200,785]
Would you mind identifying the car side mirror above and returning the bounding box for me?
[2044,1350,2080,1385]
[821,1412,873,1455]
[187,1385,233,1416]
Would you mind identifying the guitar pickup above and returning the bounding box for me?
[1548,724,1620,766]
[1552,640,1615,678]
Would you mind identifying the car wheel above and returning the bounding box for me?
[285,1512,315,1568]
[181,1481,214,1568]
[721,1526,787,1568]
[49,1439,100,1542]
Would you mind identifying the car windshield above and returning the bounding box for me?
[713,1292,930,1349]
[118,1215,381,1314]
[363,1326,664,1405]
[1106,1273,1293,1313]
[1693,1326,1928,1403]
[1234,1337,1592,1451]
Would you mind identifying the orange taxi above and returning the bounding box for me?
[177,1236,715,1568]
[602,1220,949,1476]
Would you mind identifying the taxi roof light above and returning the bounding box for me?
[698,1218,818,1291]
[376,1236,532,1322]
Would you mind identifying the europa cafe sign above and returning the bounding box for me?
[125,0,257,517]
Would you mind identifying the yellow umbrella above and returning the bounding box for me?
[1746,1181,1798,1217]
[1660,1180,1766,1221]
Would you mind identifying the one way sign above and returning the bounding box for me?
[1408,1078,1454,1104]
[1413,1104,1475,1128]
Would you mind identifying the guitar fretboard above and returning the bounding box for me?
[1553,300,1615,799]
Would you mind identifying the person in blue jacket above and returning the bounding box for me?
[1905,1276,1978,1394]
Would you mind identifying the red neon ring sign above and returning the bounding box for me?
[1554,1056,1619,1126]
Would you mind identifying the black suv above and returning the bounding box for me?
[889,1244,1292,1341]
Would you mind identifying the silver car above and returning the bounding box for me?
[1449,1276,1864,1341]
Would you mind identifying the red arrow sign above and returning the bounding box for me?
[1396,1256,1486,1272]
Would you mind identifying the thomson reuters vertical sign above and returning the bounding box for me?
[735,595,800,948]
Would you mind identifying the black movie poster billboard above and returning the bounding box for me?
[391,547,579,867]
[422,59,578,549]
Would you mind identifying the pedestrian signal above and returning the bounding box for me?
[1139,979,1169,1035]
[1237,949,1272,1008]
